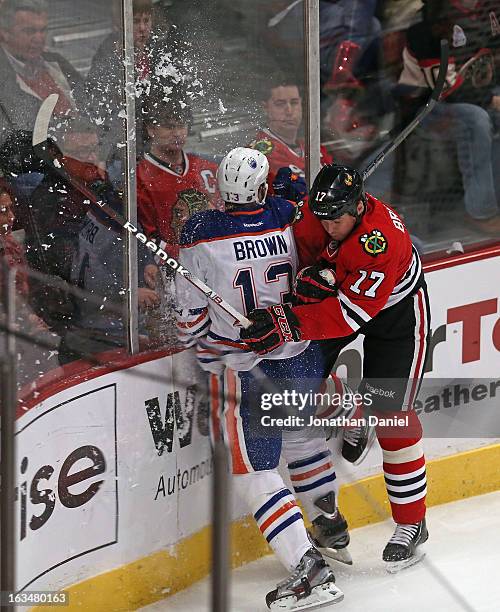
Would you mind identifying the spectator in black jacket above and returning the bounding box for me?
[25,116,103,282]
[0,0,84,145]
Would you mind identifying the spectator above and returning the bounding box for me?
[262,1,381,96]
[0,178,58,382]
[137,96,218,256]
[59,182,160,364]
[249,74,333,191]
[319,0,381,94]
[399,0,500,235]
[25,116,104,281]
[0,0,84,145]
[84,0,188,164]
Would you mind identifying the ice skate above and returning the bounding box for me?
[266,547,344,611]
[341,412,376,465]
[383,519,428,573]
[309,492,352,565]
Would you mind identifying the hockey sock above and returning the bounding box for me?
[377,410,427,524]
[282,430,338,522]
[233,470,311,570]
[315,373,357,419]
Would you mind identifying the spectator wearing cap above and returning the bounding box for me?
[0,0,83,144]
[399,0,500,235]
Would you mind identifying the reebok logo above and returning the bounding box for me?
[366,382,395,398]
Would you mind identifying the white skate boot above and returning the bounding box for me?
[266,547,344,610]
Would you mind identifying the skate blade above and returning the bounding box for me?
[351,427,377,466]
[269,582,344,611]
[318,545,353,565]
[385,550,426,574]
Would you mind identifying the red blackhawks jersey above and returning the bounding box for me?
[249,128,333,192]
[137,151,218,254]
[292,194,423,340]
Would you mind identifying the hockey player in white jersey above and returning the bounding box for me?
[176,147,351,610]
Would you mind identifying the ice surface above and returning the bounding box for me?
[141,491,500,612]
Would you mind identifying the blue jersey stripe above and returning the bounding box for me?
[288,451,330,470]
[266,512,303,543]
[292,473,336,493]
[254,488,292,522]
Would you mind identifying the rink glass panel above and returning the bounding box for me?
[0,0,130,389]
[319,0,500,256]
[132,0,308,353]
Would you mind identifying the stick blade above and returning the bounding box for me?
[32,94,59,147]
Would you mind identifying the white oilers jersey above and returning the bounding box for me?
[175,196,309,372]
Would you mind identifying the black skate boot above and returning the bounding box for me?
[309,492,352,565]
[266,547,344,611]
[341,408,376,465]
[383,519,429,573]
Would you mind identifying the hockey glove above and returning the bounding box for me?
[273,167,307,203]
[240,304,301,355]
[294,266,337,305]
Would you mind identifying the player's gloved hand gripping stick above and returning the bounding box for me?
[32,93,252,330]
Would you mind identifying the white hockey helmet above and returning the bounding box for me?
[217,147,269,204]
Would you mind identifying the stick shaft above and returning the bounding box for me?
[362,39,449,181]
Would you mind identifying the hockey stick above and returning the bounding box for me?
[362,39,449,181]
[32,94,252,328]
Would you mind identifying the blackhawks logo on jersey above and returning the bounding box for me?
[250,138,274,156]
[360,229,387,257]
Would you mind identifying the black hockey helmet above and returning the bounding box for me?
[309,164,365,220]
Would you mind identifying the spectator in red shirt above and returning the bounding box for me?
[249,74,333,191]
[137,96,218,256]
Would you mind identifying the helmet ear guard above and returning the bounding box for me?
[310,164,365,220]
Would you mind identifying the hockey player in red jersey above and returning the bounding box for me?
[137,98,218,256]
[249,76,332,192]
[241,164,430,572]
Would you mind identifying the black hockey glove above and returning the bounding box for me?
[240,304,301,355]
[273,167,307,203]
[294,266,337,305]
